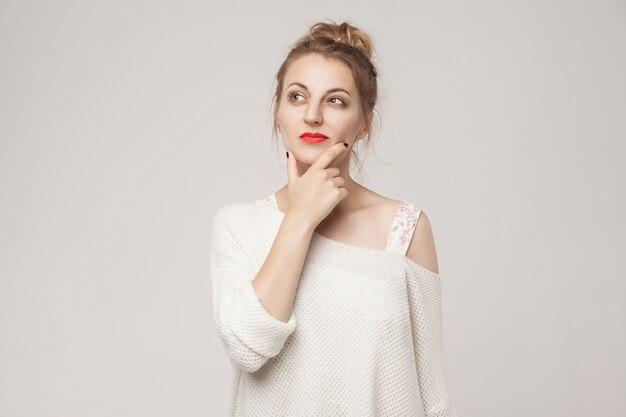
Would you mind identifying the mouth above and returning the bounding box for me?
[299,132,329,143]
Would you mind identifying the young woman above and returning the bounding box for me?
[209,21,458,417]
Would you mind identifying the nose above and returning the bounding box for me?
[303,101,322,126]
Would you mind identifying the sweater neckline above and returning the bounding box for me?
[256,194,441,280]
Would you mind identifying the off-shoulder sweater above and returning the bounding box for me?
[208,193,458,416]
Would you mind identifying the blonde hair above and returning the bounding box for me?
[271,20,381,178]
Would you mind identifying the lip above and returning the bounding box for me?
[300,132,329,143]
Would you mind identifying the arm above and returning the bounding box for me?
[209,206,314,373]
[406,211,458,417]
[251,210,315,324]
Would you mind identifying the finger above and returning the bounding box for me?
[286,150,300,183]
[332,176,345,187]
[325,167,341,178]
[311,142,350,170]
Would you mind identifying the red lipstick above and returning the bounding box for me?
[299,132,329,144]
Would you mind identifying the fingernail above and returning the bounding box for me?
[286,151,289,159]
[343,142,348,148]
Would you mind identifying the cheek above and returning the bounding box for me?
[277,108,301,133]
[332,113,363,133]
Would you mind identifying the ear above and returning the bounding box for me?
[356,113,371,140]
[356,124,368,140]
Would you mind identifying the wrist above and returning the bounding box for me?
[282,211,316,236]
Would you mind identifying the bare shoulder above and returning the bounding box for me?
[405,208,439,275]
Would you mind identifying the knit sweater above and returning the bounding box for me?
[209,194,458,417]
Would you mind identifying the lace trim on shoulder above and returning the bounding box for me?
[386,200,422,256]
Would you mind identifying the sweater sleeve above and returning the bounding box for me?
[209,206,297,373]
[407,264,458,417]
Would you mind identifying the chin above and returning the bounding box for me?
[293,152,318,165]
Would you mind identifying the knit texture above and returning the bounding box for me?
[209,195,458,417]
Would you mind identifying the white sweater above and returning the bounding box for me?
[209,194,458,417]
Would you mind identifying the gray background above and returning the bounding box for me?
[1,0,625,416]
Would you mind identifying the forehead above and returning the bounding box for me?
[283,53,356,92]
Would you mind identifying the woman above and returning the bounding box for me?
[209,21,458,416]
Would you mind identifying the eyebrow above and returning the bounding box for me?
[287,82,351,97]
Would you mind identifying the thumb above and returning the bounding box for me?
[286,150,300,183]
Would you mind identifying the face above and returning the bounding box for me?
[277,53,367,167]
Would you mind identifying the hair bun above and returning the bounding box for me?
[305,21,375,60]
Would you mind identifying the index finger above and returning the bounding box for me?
[310,142,349,170]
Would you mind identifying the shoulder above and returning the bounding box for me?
[212,201,246,224]
[210,200,259,235]
[404,207,439,275]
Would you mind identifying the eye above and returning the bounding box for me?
[329,96,346,107]
[287,91,305,102]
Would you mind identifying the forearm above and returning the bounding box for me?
[252,212,315,323]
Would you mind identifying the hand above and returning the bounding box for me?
[285,143,350,229]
